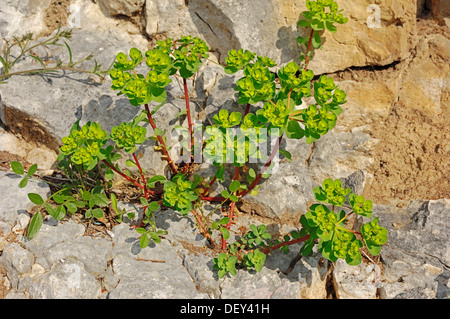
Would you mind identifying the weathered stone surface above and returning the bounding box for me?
[333,260,381,299]
[0,171,50,226]
[371,199,449,299]
[106,223,209,298]
[24,219,86,257]
[28,257,102,299]
[0,243,34,289]
[98,0,145,17]
[145,0,418,73]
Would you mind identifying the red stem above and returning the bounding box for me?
[260,234,310,255]
[191,209,215,247]
[133,152,149,226]
[239,134,283,197]
[144,104,177,173]
[102,159,144,190]
[304,28,314,71]
[183,78,194,164]
[200,195,226,202]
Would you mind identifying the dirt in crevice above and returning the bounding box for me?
[362,102,449,204]
[44,0,71,34]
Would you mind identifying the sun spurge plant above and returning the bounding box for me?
[11,0,389,280]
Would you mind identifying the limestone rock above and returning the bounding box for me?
[28,257,102,299]
[98,0,145,17]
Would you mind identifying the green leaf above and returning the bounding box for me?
[220,227,230,240]
[110,193,119,214]
[279,149,292,162]
[140,197,149,206]
[89,193,109,208]
[140,234,150,248]
[286,119,304,139]
[65,201,78,214]
[325,21,337,33]
[126,159,137,167]
[92,208,104,219]
[19,177,28,188]
[135,227,147,234]
[54,205,66,220]
[28,193,44,205]
[27,164,38,176]
[312,30,322,48]
[148,201,160,211]
[229,180,240,193]
[27,211,43,239]
[219,217,230,225]
[11,161,24,175]
[148,231,161,243]
[229,194,239,202]
[297,19,311,28]
[221,190,230,198]
[64,41,73,65]
[146,175,166,188]
[29,54,47,69]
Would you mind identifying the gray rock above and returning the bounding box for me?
[28,257,102,299]
[333,260,381,299]
[24,219,86,257]
[0,243,34,289]
[0,171,50,226]
[106,223,209,298]
[38,236,113,276]
[352,199,450,299]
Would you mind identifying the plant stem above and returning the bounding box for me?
[200,195,226,202]
[191,209,215,247]
[133,152,149,226]
[239,134,283,197]
[221,200,236,250]
[0,66,101,81]
[183,78,194,164]
[144,104,178,174]
[304,28,315,71]
[102,160,144,190]
[261,234,310,255]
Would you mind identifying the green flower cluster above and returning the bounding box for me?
[110,47,172,106]
[257,100,288,130]
[299,0,348,33]
[329,230,363,265]
[278,61,314,105]
[300,178,388,266]
[348,193,373,217]
[212,109,242,128]
[60,122,108,169]
[361,217,388,256]
[224,48,256,74]
[302,204,364,265]
[314,75,346,113]
[305,204,338,239]
[172,36,209,78]
[110,122,147,154]
[224,49,277,105]
[114,47,143,70]
[203,125,258,166]
[313,178,351,207]
[235,61,276,104]
[163,173,199,214]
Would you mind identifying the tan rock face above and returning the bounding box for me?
[144,0,418,73]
